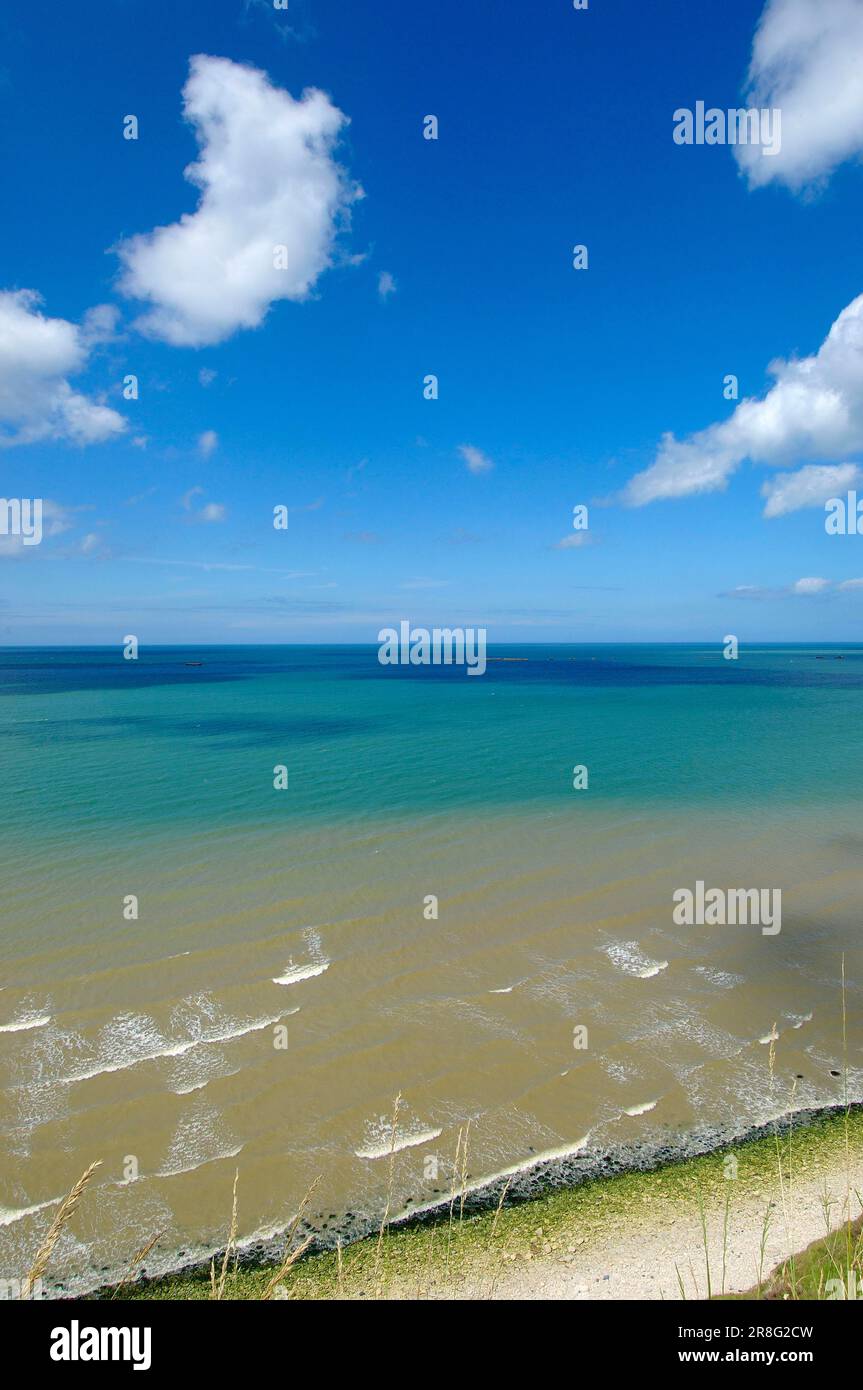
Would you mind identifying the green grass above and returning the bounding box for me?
[103,1106,863,1301]
[719,1213,863,1301]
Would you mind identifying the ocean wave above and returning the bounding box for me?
[603,942,669,979]
[0,1196,60,1227]
[621,1100,658,1117]
[355,1124,443,1160]
[272,962,329,986]
[393,1133,593,1219]
[0,1014,51,1033]
[156,1144,244,1179]
[41,1008,300,1088]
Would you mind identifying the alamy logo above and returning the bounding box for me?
[673,881,781,935]
[673,101,781,157]
[825,491,863,535]
[378,621,487,676]
[0,1275,42,1299]
[50,1320,151,1371]
[0,497,42,545]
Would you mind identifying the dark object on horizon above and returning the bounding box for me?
[183,661,204,667]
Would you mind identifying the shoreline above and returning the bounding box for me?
[86,1099,863,1301]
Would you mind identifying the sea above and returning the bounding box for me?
[0,643,861,1292]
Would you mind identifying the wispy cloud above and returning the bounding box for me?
[551,533,592,550]
[761,462,863,518]
[459,444,494,475]
[724,576,838,599]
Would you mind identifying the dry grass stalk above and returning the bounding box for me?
[259,1234,313,1300]
[486,1177,513,1298]
[211,1168,239,1301]
[458,1119,471,1225]
[111,1232,163,1298]
[374,1091,402,1288]
[491,1177,511,1239]
[445,1125,465,1279]
[259,1175,321,1301]
[21,1160,102,1300]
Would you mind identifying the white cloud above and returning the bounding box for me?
[552,532,591,550]
[790,576,831,594]
[0,290,126,448]
[80,303,122,346]
[761,462,863,516]
[459,444,494,475]
[181,486,204,511]
[725,576,834,598]
[623,293,863,506]
[736,0,863,192]
[180,486,226,523]
[198,429,218,457]
[198,367,218,387]
[116,55,361,347]
[377,271,397,299]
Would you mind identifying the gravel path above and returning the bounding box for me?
[455,1149,863,1300]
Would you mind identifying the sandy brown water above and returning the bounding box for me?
[1,798,861,1293]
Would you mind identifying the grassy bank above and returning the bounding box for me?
[722,1211,863,1300]
[102,1105,863,1301]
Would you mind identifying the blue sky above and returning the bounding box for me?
[2,0,863,643]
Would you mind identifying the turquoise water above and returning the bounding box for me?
[2,644,863,845]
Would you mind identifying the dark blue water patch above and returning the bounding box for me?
[0,647,323,696]
[3,644,863,697]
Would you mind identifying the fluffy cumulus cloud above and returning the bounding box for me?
[0,290,126,448]
[622,293,863,506]
[761,462,863,517]
[116,55,360,347]
[736,0,863,192]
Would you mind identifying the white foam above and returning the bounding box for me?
[54,1009,299,1087]
[157,1144,244,1179]
[694,966,744,989]
[0,1014,51,1033]
[0,1196,60,1226]
[355,1127,443,1160]
[622,1100,658,1117]
[604,942,668,980]
[273,962,329,986]
[392,1133,593,1221]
